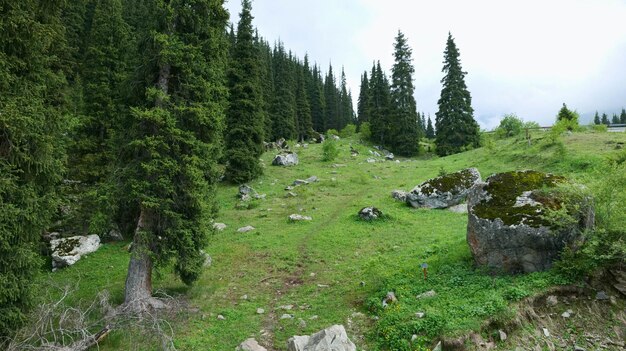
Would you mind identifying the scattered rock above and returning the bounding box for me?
[213,222,227,231]
[330,135,340,141]
[286,325,356,351]
[382,291,397,307]
[433,341,442,351]
[385,153,395,160]
[217,314,225,320]
[391,190,408,202]
[272,153,299,166]
[366,158,376,163]
[309,315,318,320]
[103,227,124,242]
[546,295,558,307]
[293,179,309,186]
[406,168,481,209]
[239,184,255,197]
[415,312,425,318]
[467,170,594,273]
[542,328,550,337]
[411,334,418,342]
[286,192,298,198]
[236,338,268,351]
[574,345,586,351]
[279,305,294,310]
[596,291,609,301]
[317,284,329,288]
[561,310,573,318]
[240,294,248,300]
[358,207,383,221]
[298,318,307,328]
[416,290,437,299]
[237,226,256,233]
[289,214,312,222]
[201,250,212,267]
[281,314,294,319]
[51,235,101,269]
[256,308,265,314]
[498,330,507,341]
[285,186,294,191]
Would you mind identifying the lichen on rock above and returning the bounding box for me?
[406,168,481,209]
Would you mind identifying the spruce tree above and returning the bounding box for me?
[270,43,297,140]
[295,66,313,141]
[594,111,601,125]
[308,64,325,133]
[120,0,229,309]
[602,113,610,125]
[369,61,392,145]
[612,114,620,124]
[339,68,354,129]
[426,115,435,138]
[0,0,69,337]
[225,0,264,183]
[256,36,274,140]
[389,30,419,156]
[324,64,339,131]
[357,72,370,126]
[435,33,479,156]
[556,103,576,122]
[621,108,626,124]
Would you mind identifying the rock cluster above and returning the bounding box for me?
[272,153,299,166]
[358,207,383,221]
[467,170,594,273]
[406,168,481,209]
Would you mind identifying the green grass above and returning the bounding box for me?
[34,129,626,350]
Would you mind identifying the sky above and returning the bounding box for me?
[225,0,626,129]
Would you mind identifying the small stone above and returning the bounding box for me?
[285,186,294,191]
[546,295,558,307]
[596,291,609,301]
[217,314,225,320]
[240,294,248,300]
[543,328,550,337]
[213,222,227,231]
[366,158,376,163]
[360,281,365,287]
[499,330,507,341]
[286,192,298,197]
[280,314,294,319]
[309,315,318,320]
[574,346,586,351]
[310,272,316,277]
[561,310,571,318]
[433,341,442,351]
[298,318,307,328]
[411,334,418,342]
[415,312,425,318]
[289,214,312,222]
[237,226,255,233]
[610,296,617,305]
[317,284,329,288]
[416,290,437,299]
[279,305,294,310]
[256,308,265,314]
[236,338,268,351]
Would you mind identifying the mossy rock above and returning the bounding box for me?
[467,170,594,273]
[406,168,481,209]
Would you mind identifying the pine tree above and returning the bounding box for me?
[270,43,296,140]
[308,64,325,133]
[621,108,626,124]
[339,68,354,130]
[295,66,313,141]
[120,0,229,309]
[225,0,264,183]
[611,114,620,124]
[324,64,339,131]
[0,0,69,337]
[357,71,370,126]
[256,36,274,140]
[601,113,610,125]
[426,115,435,138]
[389,30,419,156]
[556,103,576,122]
[594,111,601,125]
[435,33,479,156]
[369,61,392,145]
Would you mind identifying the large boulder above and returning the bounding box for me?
[467,170,594,273]
[236,338,267,351]
[272,153,299,166]
[287,325,356,351]
[51,234,101,269]
[406,168,481,209]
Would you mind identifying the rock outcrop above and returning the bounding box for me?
[287,325,356,351]
[358,207,383,221]
[406,168,481,209]
[51,234,101,269]
[467,170,594,273]
[272,153,299,166]
[236,338,267,351]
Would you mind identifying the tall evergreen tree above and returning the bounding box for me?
[324,64,339,131]
[621,108,626,124]
[594,111,601,125]
[426,115,435,138]
[339,68,354,129]
[389,30,419,156]
[295,66,313,141]
[611,114,620,124]
[120,0,229,309]
[0,0,69,337]
[256,36,274,140]
[420,113,427,136]
[556,103,576,122]
[308,64,325,133]
[270,43,297,140]
[435,33,479,156]
[369,61,392,145]
[601,113,610,125]
[225,0,264,183]
[357,71,370,126]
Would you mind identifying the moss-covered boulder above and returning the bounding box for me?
[467,170,594,273]
[406,168,481,209]
[50,234,101,270]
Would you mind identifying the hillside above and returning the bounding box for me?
[34,129,626,350]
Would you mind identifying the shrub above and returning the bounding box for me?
[322,139,339,161]
[592,124,608,133]
[326,128,339,136]
[340,124,356,138]
[359,122,372,140]
[495,113,524,138]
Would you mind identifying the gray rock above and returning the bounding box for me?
[281,314,294,319]
[366,158,376,163]
[416,290,437,299]
[237,226,256,233]
[305,176,318,183]
[391,190,408,202]
[104,227,124,241]
[415,312,425,318]
[213,222,227,231]
[293,179,309,186]
[273,153,299,166]
[467,170,594,273]
[286,192,298,197]
[286,325,356,351]
[239,184,255,197]
[289,214,312,222]
[358,207,383,221]
[236,338,268,351]
[406,168,481,209]
[256,308,265,314]
[385,153,395,160]
[574,346,586,351]
[433,341,442,351]
[51,235,101,269]
[546,295,558,307]
[217,314,225,320]
[382,291,397,307]
[330,135,340,141]
[561,310,573,318]
[596,291,609,301]
[447,203,468,214]
[499,330,507,341]
[201,250,212,267]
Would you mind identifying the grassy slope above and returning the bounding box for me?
[38,130,626,350]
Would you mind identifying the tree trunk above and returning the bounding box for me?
[124,207,153,305]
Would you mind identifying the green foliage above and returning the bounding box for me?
[359,122,372,140]
[326,128,339,136]
[435,33,480,156]
[357,72,371,125]
[425,116,435,139]
[369,61,392,145]
[495,113,524,138]
[225,0,265,183]
[591,124,608,132]
[340,124,357,138]
[322,139,339,161]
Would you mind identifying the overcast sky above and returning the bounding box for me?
[225,0,626,129]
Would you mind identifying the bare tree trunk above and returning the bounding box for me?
[124,207,153,306]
